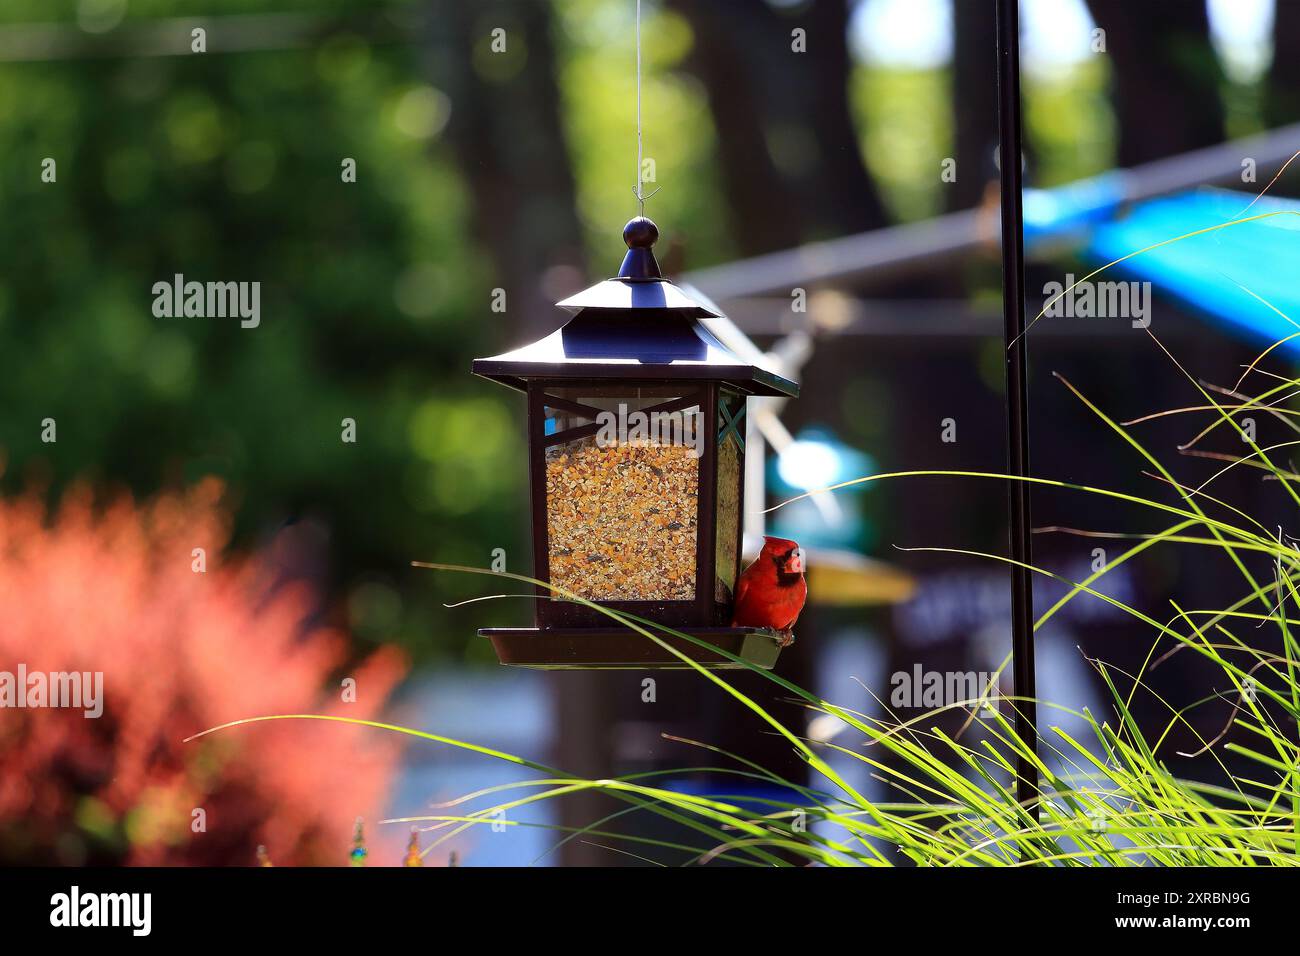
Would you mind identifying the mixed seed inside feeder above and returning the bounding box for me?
[546,436,699,602]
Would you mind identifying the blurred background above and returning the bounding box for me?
[0,0,1297,866]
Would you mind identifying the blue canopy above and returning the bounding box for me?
[1027,184,1300,353]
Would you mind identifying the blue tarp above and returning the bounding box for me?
[1029,185,1300,353]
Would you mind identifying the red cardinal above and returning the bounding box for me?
[731,536,807,647]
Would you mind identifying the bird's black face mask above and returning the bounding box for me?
[774,546,805,583]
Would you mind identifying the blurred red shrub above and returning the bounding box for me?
[0,479,407,865]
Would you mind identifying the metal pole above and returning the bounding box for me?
[995,0,1039,832]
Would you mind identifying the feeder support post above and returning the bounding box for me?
[995,0,1040,826]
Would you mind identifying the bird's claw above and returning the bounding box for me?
[775,629,795,648]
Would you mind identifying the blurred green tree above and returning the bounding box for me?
[0,0,525,661]
[1084,0,1225,166]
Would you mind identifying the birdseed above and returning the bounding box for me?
[546,437,698,601]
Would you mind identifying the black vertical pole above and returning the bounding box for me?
[994,0,1039,829]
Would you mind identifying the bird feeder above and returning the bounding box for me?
[472,217,799,668]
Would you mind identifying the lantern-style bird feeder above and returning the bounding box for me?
[473,217,799,668]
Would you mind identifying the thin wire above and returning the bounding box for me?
[632,0,660,216]
[635,0,643,216]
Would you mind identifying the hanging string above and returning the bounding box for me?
[633,0,659,216]
[635,0,644,215]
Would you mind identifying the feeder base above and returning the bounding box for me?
[479,626,784,670]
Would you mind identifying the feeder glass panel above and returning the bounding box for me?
[542,386,704,602]
[714,389,745,606]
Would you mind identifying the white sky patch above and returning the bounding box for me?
[1208,0,1274,83]
[1020,0,1096,77]
[850,0,952,69]
[850,0,1275,87]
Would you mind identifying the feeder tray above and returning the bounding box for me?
[479,626,785,670]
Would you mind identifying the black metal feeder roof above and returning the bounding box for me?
[472,217,800,398]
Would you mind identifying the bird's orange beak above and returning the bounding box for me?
[788,547,805,574]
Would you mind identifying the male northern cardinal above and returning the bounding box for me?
[731,536,807,647]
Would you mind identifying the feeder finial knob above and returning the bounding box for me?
[617,217,662,280]
[623,216,658,250]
